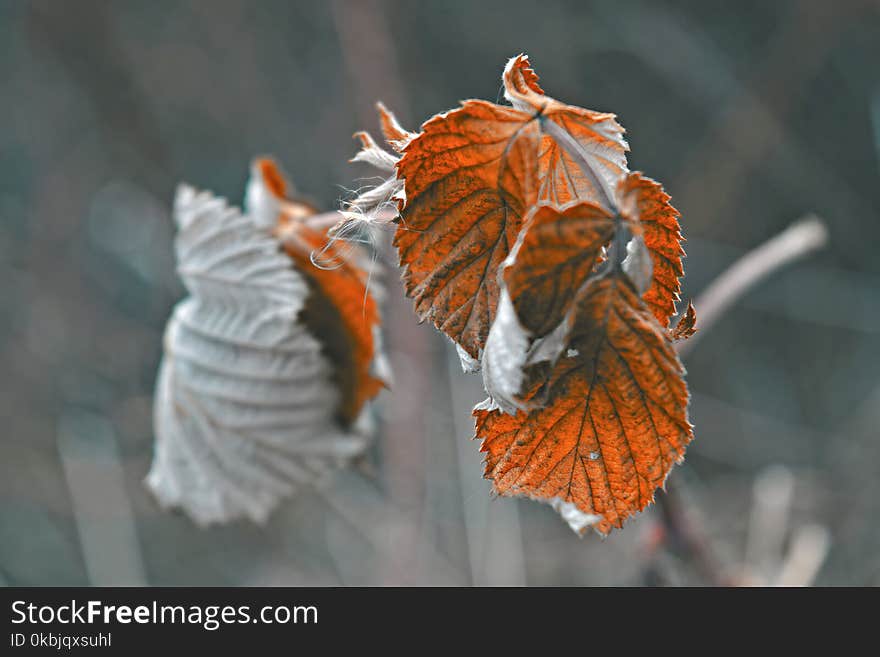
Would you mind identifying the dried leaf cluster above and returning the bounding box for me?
[151,54,697,536]
[351,55,696,533]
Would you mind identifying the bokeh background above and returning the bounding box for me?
[1,0,878,586]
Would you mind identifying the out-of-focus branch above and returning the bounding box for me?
[654,215,829,585]
[775,524,831,587]
[677,215,829,358]
[744,465,795,580]
[740,465,831,586]
[654,479,730,586]
[606,0,860,241]
[57,410,147,586]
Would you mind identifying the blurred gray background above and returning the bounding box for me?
[1,0,878,586]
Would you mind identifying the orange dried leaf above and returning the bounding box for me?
[395,100,541,359]
[254,159,386,424]
[504,201,614,337]
[353,129,381,152]
[475,273,692,534]
[503,56,628,208]
[536,108,628,207]
[502,53,545,100]
[258,158,288,198]
[377,101,415,151]
[618,172,685,327]
[247,157,320,230]
[279,224,385,424]
[671,300,697,341]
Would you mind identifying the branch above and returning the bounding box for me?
[655,479,730,586]
[677,214,828,357]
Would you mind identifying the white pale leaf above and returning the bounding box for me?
[481,286,573,414]
[622,234,654,295]
[455,342,481,374]
[349,131,398,171]
[371,325,394,387]
[550,498,602,535]
[146,185,370,526]
[481,289,531,414]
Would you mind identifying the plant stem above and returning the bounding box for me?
[654,480,729,586]
[676,215,828,357]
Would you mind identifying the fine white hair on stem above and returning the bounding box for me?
[336,130,405,234]
[315,207,397,266]
[339,177,403,227]
[677,214,828,357]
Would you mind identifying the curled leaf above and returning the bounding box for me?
[377,101,416,151]
[617,172,685,327]
[621,234,654,295]
[275,219,386,424]
[336,104,411,233]
[503,201,614,338]
[147,160,386,526]
[671,300,697,341]
[251,157,387,423]
[502,53,545,109]
[481,288,532,414]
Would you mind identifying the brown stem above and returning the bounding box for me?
[654,480,730,586]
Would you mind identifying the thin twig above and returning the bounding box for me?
[655,480,729,586]
[677,215,828,358]
[605,1,858,241]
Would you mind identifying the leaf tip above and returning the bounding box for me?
[502,53,545,110]
[671,300,697,341]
